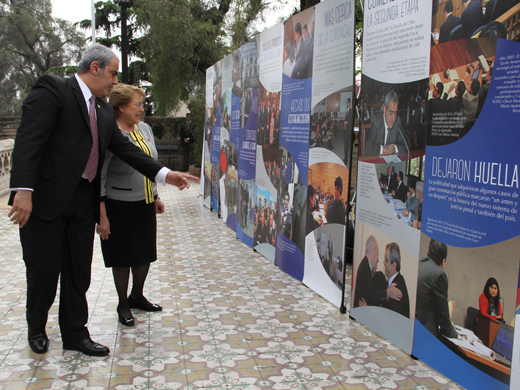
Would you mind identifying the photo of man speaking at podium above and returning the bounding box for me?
[364,91,409,157]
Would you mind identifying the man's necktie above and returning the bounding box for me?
[84,95,99,182]
[386,127,391,145]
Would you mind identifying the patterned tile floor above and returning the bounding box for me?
[0,183,464,389]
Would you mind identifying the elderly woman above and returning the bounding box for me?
[97,84,163,327]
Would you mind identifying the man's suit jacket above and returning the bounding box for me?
[385,174,397,194]
[9,75,163,222]
[427,97,446,124]
[407,101,421,127]
[353,256,387,307]
[416,257,458,338]
[439,14,462,44]
[364,112,408,156]
[393,182,407,203]
[326,199,346,225]
[291,38,308,79]
[405,194,419,218]
[383,273,410,318]
[446,95,464,113]
[461,1,485,39]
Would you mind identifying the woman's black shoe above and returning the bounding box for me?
[117,306,135,326]
[128,296,163,312]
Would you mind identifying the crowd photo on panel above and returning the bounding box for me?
[378,164,424,230]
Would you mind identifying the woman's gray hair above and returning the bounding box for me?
[77,44,117,74]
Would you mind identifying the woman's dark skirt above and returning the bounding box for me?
[101,200,157,268]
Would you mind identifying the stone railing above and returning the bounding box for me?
[0,139,14,197]
[0,117,19,141]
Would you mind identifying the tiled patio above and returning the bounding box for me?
[0,183,462,389]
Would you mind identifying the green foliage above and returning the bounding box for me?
[355,0,363,77]
[77,1,142,56]
[186,86,207,165]
[135,0,231,115]
[0,0,86,116]
[228,0,268,50]
[45,65,79,77]
[300,0,319,11]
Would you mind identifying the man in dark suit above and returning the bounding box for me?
[392,171,407,203]
[353,236,403,308]
[280,191,293,238]
[305,185,319,235]
[383,167,397,194]
[327,235,333,261]
[180,113,196,171]
[427,82,446,125]
[439,0,462,43]
[446,81,466,113]
[461,0,485,39]
[8,44,197,356]
[344,98,354,162]
[291,22,308,79]
[382,243,410,318]
[364,90,409,156]
[326,176,346,225]
[416,239,459,339]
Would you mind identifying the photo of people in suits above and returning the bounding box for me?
[373,163,423,230]
[307,162,350,229]
[414,233,520,383]
[427,38,496,146]
[351,224,418,321]
[282,8,314,80]
[431,0,512,44]
[232,40,258,129]
[310,225,346,290]
[238,178,255,238]
[254,190,277,247]
[257,86,281,147]
[309,88,355,164]
[359,76,429,161]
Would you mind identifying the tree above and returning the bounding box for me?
[0,0,85,116]
[135,0,278,115]
[78,1,150,88]
[134,0,231,115]
[78,1,141,57]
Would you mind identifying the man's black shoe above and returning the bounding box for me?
[28,333,49,354]
[63,338,110,356]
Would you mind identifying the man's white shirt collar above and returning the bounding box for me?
[75,74,94,113]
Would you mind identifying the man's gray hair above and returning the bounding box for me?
[384,90,399,108]
[365,235,377,254]
[77,44,118,74]
[416,181,424,194]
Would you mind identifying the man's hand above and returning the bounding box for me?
[166,171,199,190]
[402,209,409,217]
[97,202,110,240]
[359,298,368,307]
[382,145,395,155]
[155,199,165,214]
[387,284,403,301]
[8,190,32,228]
